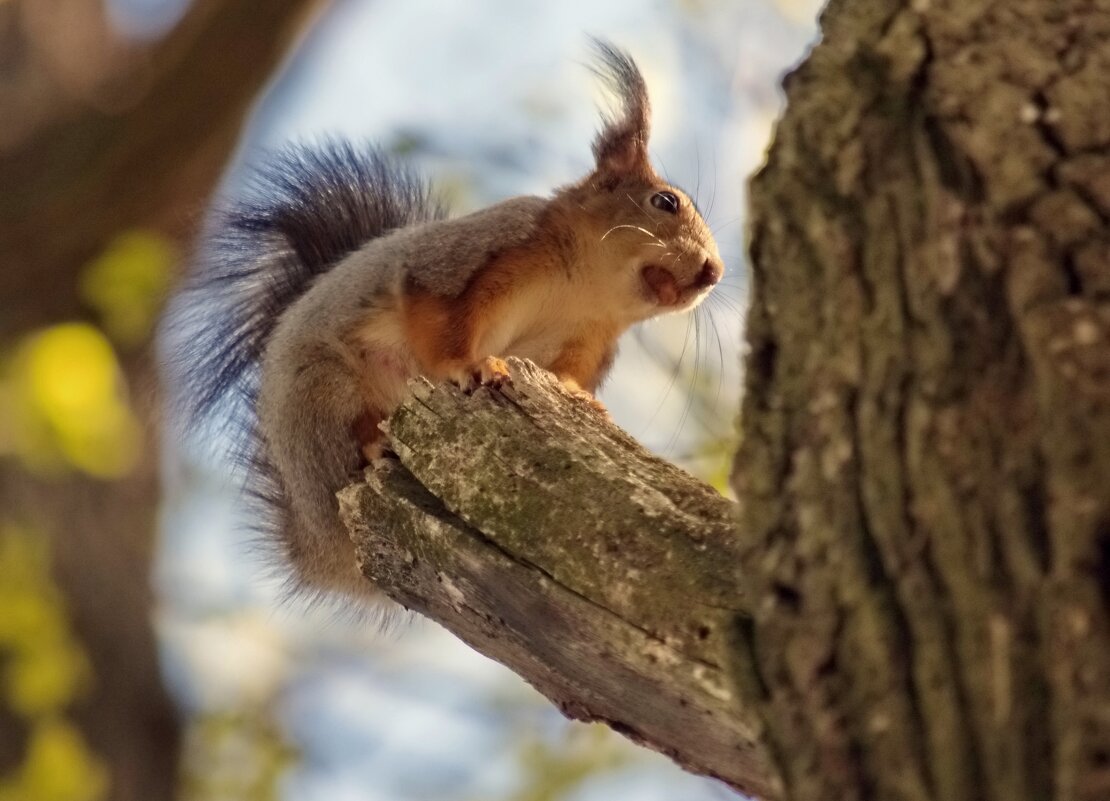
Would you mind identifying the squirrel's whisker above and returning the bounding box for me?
[600,223,664,243]
[163,39,725,608]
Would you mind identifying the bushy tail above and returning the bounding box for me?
[162,141,445,595]
[167,141,443,431]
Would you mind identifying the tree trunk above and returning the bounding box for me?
[735,0,1110,799]
[0,2,324,799]
[342,1,1110,799]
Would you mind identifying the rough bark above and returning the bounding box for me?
[339,359,777,799]
[341,1,1110,800]
[732,1,1110,800]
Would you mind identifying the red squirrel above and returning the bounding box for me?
[167,42,723,601]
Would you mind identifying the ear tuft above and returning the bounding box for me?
[588,38,652,181]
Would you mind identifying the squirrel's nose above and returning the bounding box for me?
[693,258,723,290]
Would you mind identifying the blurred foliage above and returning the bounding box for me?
[0,527,107,801]
[694,436,739,496]
[677,0,820,25]
[80,231,174,349]
[772,0,823,24]
[0,323,140,479]
[0,721,108,801]
[494,724,631,801]
[0,228,169,800]
[180,712,296,801]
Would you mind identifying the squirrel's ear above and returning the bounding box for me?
[589,40,652,183]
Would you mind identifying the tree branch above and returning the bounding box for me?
[338,358,779,800]
[0,0,326,340]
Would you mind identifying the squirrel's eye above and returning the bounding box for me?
[650,191,680,214]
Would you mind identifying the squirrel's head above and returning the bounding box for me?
[557,41,723,323]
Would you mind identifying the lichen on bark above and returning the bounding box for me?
[340,360,778,798]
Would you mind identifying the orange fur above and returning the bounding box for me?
[401,226,572,381]
[549,328,619,393]
[396,177,716,409]
[213,44,726,604]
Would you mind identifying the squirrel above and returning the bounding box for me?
[165,41,723,603]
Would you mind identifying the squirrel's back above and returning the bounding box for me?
[163,142,445,597]
[168,141,444,428]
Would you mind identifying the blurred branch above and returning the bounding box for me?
[339,359,779,800]
[0,2,328,800]
[0,0,327,340]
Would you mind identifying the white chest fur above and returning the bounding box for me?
[479,278,602,367]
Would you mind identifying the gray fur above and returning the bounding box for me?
[345,195,549,297]
[163,142,444,602]
[589,38,651,177]
[255,195,546,598]
[167,42,670,605]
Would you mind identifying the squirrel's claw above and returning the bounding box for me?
[456,356,512,393]
[571,390,611,421]
[559,377,611,421]
[477,356,512,387]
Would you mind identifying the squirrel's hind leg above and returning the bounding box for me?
[353,408,388,463]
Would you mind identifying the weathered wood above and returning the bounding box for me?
[339,358,780,800]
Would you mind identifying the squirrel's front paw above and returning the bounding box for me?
[559,379,611,421]
[456,356,512,393]
[573,391,611,420]
[353,409,390,464]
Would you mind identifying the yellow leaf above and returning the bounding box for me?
[8,324,140,477]
[0,719,108,801]
[80,230,174,347]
